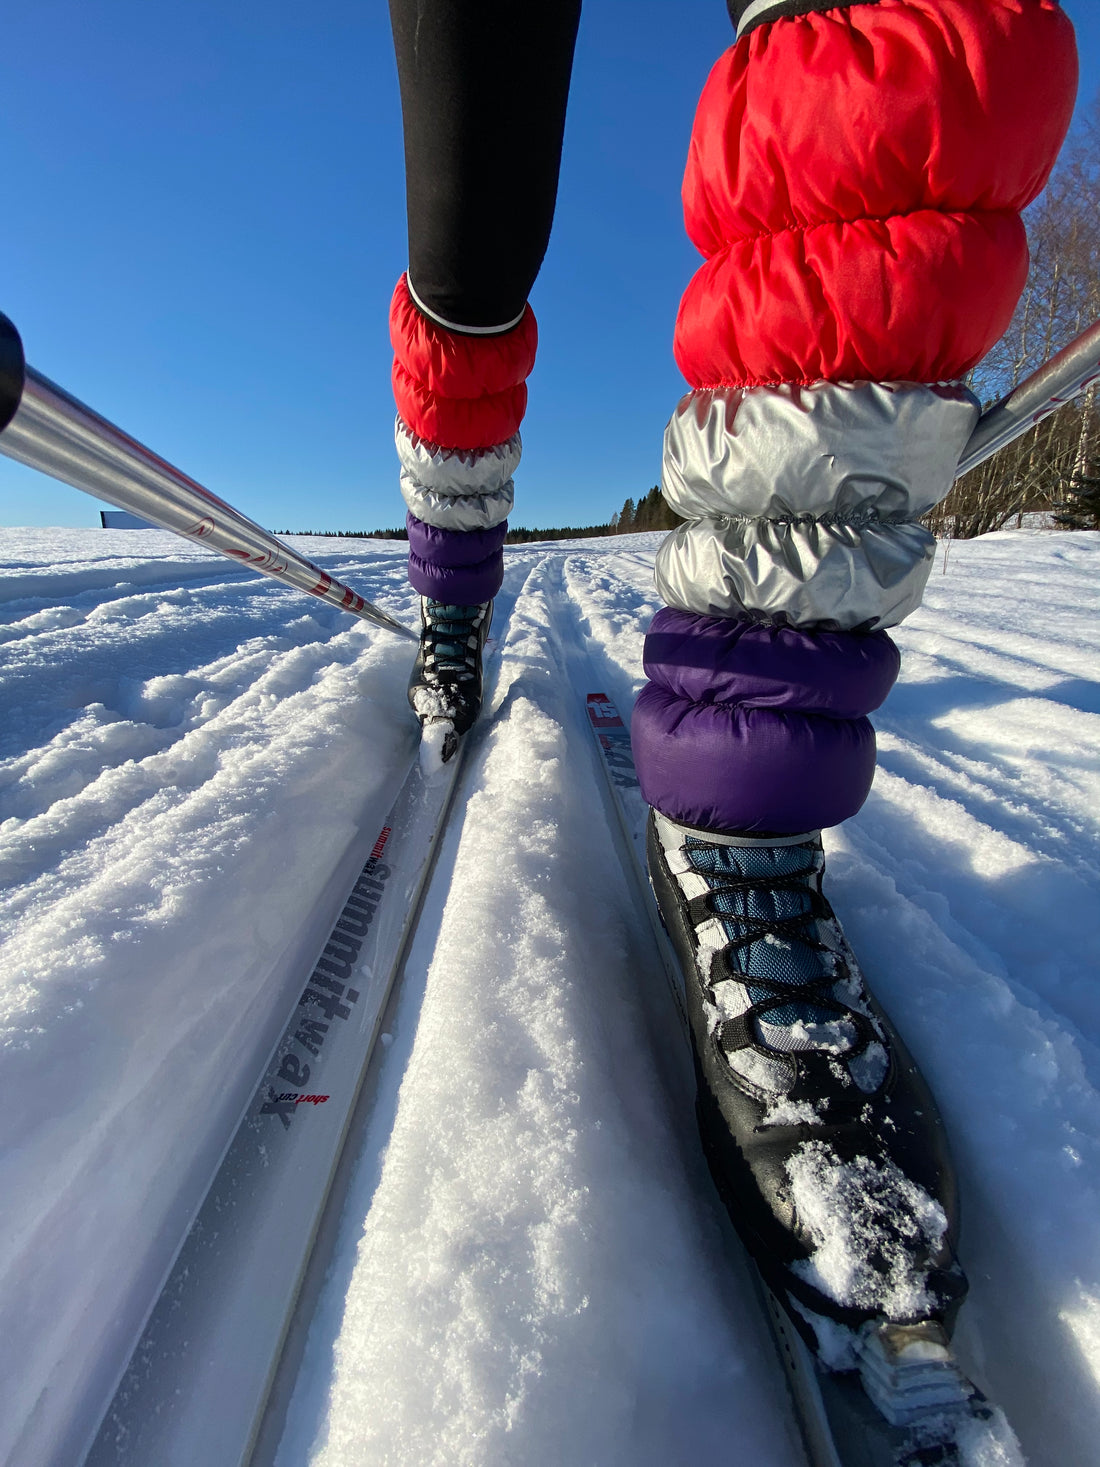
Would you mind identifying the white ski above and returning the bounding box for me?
[83,742,467,1467]
[583,691,688,1036]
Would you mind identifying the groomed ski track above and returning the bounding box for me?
[2,529,1100,1465]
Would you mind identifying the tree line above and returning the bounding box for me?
[276,486,683,544]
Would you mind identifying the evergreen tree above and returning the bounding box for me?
[1054,474,1100,529]
[634,487,657,530]
[642,486,672,530]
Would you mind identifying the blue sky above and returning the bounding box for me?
[1,0,1096,532]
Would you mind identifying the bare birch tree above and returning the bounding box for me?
[926,94,1100,536]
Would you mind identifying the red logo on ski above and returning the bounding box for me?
[586,692,625,730]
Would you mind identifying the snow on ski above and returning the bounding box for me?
[82,741,468,1467]
[582,689,1018,1467]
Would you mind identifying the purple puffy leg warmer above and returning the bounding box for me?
[406,513,506,604]
[631,380,978,835]
[632,608,900,835]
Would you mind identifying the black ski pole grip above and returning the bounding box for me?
[0,311,26,433]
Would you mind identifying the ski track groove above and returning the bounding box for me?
[273,548,804,1467]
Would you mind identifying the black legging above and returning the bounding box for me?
[388,0,856,331]
[388,0,582,331]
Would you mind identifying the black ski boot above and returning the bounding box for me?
[407,598,492,762]
[647,810,969,1358]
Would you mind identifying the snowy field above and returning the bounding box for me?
[1,525,1099,1466]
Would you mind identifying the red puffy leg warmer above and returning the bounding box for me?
[389,275,538,451]
[674,0,1078,389]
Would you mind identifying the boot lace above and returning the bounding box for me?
[684,838,876,1060]
[421,601,485,684]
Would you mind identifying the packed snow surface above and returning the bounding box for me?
[1,526,1099,1466]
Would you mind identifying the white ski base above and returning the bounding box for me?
[83,745,466,1467]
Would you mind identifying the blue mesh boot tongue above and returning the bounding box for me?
[425,601,481,673]
[408,598,491,743]
[685,837,838,1039]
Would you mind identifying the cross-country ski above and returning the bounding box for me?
[85,735,469,1467]
[1,528,1098,1465]
[3,1,1100,1464]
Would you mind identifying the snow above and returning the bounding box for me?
[786,1144,949,1318]
[1,525,1099,1465]
[0,530,420,1466]
[954,1411,1027,1467]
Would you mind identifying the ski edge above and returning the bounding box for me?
[81,741,468,1467]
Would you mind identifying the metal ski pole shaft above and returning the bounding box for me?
[6,305,1095,594]
[0,313,415,641]
[957,317,1100,479]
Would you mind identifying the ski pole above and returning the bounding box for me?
[957,317,1100,479]
[5,305,1095,595]
[0,312,415,641]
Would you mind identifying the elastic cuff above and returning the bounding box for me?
[653,810,819,848]
[407,274,527,337]
[731,0,878,41]
[631,682,877,834]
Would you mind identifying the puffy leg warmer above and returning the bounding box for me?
[633,0,1078,836]
[387,0,579,599]
[389,274,538,602]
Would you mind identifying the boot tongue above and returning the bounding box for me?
[686,839,837,1031]
[426,602,478,670]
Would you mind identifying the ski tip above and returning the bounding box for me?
[419,719,458,777]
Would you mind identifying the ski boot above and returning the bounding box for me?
[407,598,492,763]
[647,811,989,1431]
